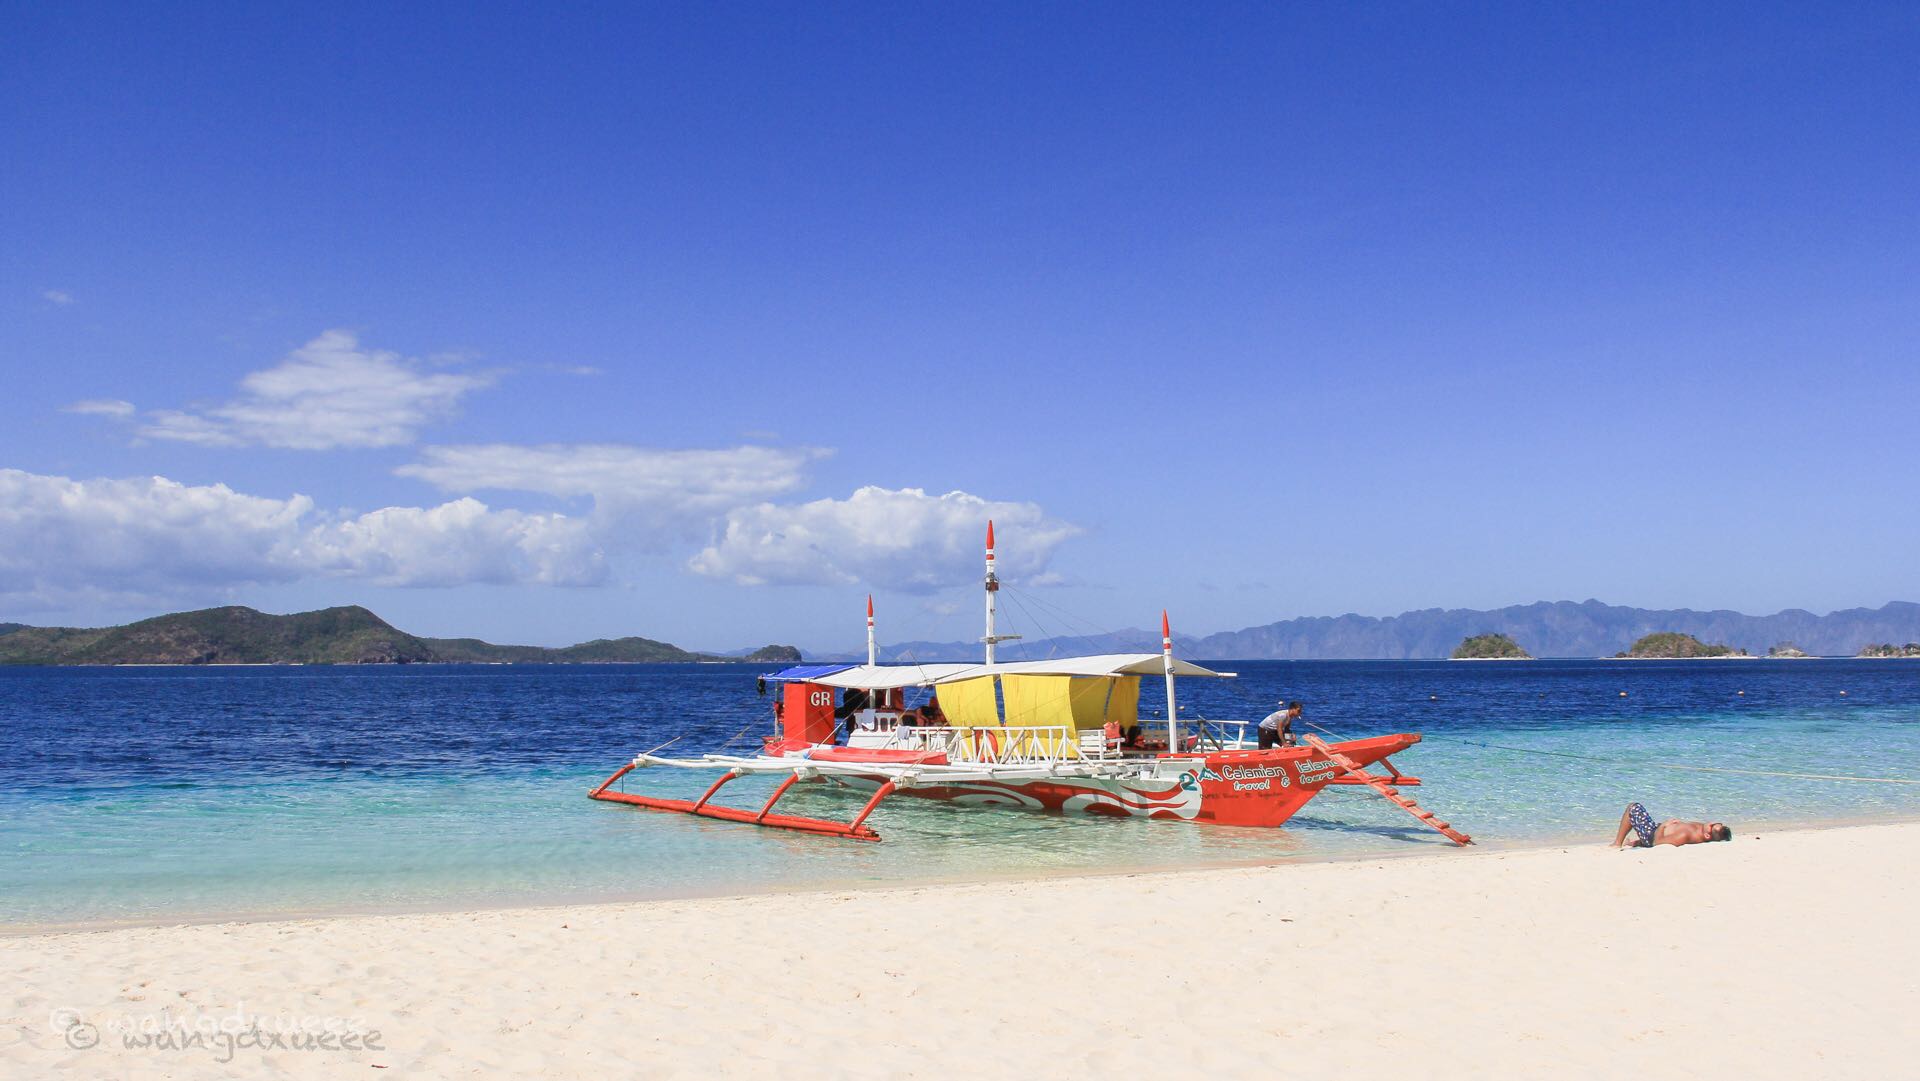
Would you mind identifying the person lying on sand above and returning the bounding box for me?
[1613,802,1732,848]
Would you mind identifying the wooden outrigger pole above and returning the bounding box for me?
[587,592,910,840]
[590,762,900,841]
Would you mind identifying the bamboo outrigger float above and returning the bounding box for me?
[591,524,1470,846]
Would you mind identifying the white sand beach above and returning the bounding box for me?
[6,822,1915,1080]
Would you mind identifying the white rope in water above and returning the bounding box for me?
[1429,735,1920,786]
[1615,761,1920,785]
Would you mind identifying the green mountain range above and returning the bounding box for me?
[0,606,802,667]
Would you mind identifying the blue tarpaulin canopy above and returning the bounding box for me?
[763,663,856,682]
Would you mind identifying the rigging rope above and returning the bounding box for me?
[1423,734,1920,786]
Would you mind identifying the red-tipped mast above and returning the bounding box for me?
[981,519,1019,663]
[866,594,876,667]
[984,520,998,663]
[1161,610,1179,750]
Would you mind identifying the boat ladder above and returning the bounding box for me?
[1305,736,1473,846]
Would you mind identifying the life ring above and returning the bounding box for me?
[976,728,1001,760]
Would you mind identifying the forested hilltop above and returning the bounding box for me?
[0,606,801,666]
[1859,643,1920,658]
[1616,632,1748,659]
[1450,633,1533,659]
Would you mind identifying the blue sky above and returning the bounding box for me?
[4,3,1917,651]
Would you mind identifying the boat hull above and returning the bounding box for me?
[826,733,1421,828]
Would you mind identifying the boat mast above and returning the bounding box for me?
[980,520,1020,663]
[984,522,997,663]
[866,594,876,667]
[1162,610,1179,752]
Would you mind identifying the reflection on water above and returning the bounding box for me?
[2,660,1917,925]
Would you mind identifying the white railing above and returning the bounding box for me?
[896,725,1102,765]
[863,718,1264,762]
[1127,718,1261,751]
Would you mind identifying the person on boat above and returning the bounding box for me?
[1258,700,1301,749]
[919,694,945,727]
[1612,803,1732,848]
[837,688,870,742]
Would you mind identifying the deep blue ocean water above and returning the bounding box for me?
[4,659,1918,928]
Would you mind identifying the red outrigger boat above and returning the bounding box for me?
[592,525,1469,846]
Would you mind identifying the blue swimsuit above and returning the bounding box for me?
[1626,802,1661,847]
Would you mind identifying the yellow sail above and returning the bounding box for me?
[935,675,1000,728]
[933,674,1142,757]
[1080,675,1139,731]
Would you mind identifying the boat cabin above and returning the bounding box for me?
[762,655,1239,760]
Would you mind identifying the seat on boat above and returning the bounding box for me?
[1076,730,1121,759]
[805,746,949,766]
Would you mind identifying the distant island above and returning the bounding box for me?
[1859,643,1920,658]
[1615,632,1750,659]
[1767,642,1813,659]
[1450,633,1532,660]
[0,606,802,667]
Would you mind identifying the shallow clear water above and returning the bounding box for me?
[3,660,1917,927]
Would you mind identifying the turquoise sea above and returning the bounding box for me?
[4,659,1918,928]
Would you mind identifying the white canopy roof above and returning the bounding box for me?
[800,654,1233,690]
[931,654,1234,682]
[807,663,978,690]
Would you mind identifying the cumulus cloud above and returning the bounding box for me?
[397,443,820,523]
[0,468,604,610]
[689,486,1079,590]
[137,330,493,449]
[296,499,604,587]
[63,399,137,418]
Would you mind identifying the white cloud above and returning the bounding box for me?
[42,289,76,306]
[296,498,604,588]
[0,468,604,610]
[137,330,493,449]
[63,399,137,418]
[689,486,1079,590]
[397,443,820,523]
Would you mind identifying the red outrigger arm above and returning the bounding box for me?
[589,763,897,841]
